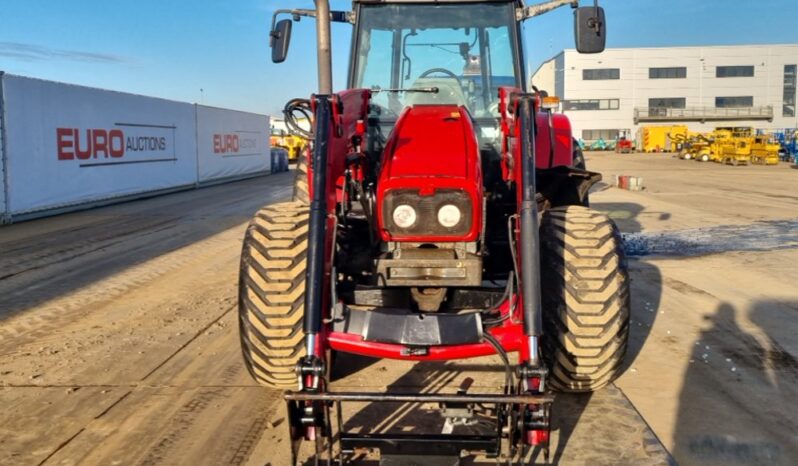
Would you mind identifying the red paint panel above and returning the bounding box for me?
[328,322,525,362]
[384,105,472,179]
[498,86,575,184]
[534,112,573,168]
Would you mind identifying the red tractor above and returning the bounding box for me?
[239,1,628,464]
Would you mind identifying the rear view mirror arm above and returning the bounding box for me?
[517,0,578,20]
[270,7,354,36]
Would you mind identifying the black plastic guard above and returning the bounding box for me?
[537,166,602,207]
[334,307,483,346]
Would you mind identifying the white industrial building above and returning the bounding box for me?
[531,44,798,143]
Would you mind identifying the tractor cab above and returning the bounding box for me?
[350,1,525,187]
[351,2,521,121]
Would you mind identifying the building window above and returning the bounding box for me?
[582,129,620,140]
[784,65,796,117]
[562,99,620,111]
[716,65,754,78]
[582,68,620,80]
[649,67,686,79]
[715,96,754,108]
[648,97,686,109]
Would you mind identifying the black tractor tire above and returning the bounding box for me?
[540,205,630,392]
[572,141,590,207]
[293,150,310,204]
[238,202,308,389]
[573,140,586,170]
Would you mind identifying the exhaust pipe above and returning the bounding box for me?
[315,0,333,94]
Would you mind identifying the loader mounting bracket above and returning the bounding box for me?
[283,390,555,465]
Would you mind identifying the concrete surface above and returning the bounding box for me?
[0,153,795,465]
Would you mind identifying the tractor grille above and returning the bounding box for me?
[382,188,472,237]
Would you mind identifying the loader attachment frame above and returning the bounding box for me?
[285,390,554,465]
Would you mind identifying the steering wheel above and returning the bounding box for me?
[419,68,463,87]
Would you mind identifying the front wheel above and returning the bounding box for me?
[293,150,310,204]
[540,206,630,392]
[238,202,309,388]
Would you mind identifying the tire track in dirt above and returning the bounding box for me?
[1,174,292,465]
[0,217,177,280]
[0,232,241,351]
[227,413,271,466]
[137,389,227,466]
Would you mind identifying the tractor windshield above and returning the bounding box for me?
[352,3,520,121]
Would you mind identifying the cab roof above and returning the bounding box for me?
[355,0,522,4]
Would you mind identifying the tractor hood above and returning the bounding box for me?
[376,104,483,243]
[380,105,480,181]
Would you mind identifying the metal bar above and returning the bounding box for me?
[284,391,554,404]
[340,433,497,456]
[303,95,332,342]
[315,0,333,94]
[520,0,578,19]
[518,96,543,362]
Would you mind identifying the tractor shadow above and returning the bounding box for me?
[671,300,798,466]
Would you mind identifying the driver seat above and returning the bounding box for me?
[406,77,467,107]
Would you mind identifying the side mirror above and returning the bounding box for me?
[574,6,606,54]
[271,19,293,63]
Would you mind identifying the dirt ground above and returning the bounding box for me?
[0,153,796,466]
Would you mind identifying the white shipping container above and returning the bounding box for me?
[195,105,270,183]
[2,74,197,216]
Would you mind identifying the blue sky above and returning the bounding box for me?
[1,0,796,116]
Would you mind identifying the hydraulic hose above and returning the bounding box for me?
[283,98,314,139]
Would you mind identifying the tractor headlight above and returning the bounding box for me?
[383,189,473,236]
[392,205,417,229]
[437,204,461,228]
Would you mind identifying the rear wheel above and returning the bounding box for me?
[238,202,308,388]
[540,206,630,392]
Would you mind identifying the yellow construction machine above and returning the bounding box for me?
[750,135,781,165]
[699,128,748,165]
[679,132,713,161]
[637,125,688,153]
[269,127,306,162]
[714,128,753,166]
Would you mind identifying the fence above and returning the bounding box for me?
[0,73,283,224]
